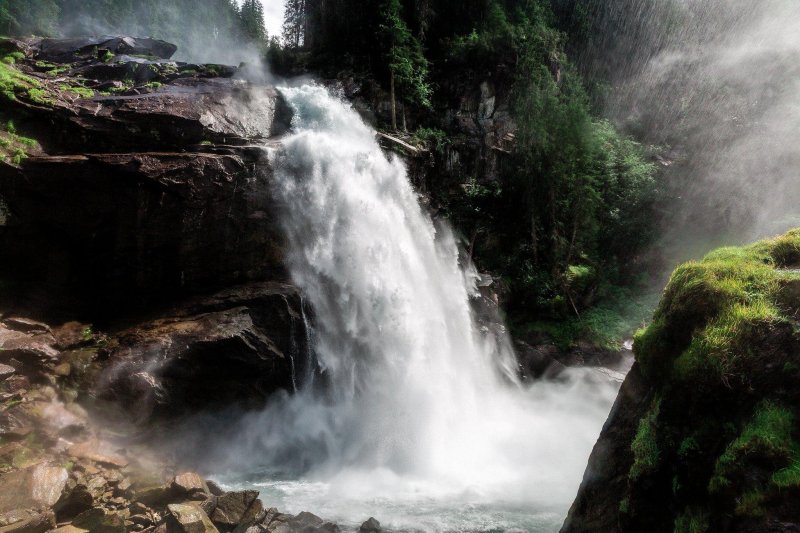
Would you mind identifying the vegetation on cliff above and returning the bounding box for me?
[618,229,800,531]
[279,0,663,348]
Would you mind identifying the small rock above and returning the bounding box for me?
[67,440,128,468]
[133,484,172,507]
[52,322,92,350]
[206,480,225,496]
[0,427,32,442]
[71,509,125,533]
[0,364,14,382]
[128,514,153,527]
[1,318,50,334]
[359,517,381,532]
[172,472,208,498]
[292,512,324,529]
[289,512,340,532]
[0,510,56,533]
[167,503,219,533]
[54,484,94,520]
[50,526,88,533]
[210,491,261,529]
[53,363,72,377]
[117,478,133,494]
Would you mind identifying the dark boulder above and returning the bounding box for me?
[96,283,312,422]
[38,36,177,62]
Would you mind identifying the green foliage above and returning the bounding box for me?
[735,490,767,518]
[412,127,448,153]
[59,83,94,99]
[624,232,800,527]
[239,0,268,43]
[380,0,432,108]
[673,508,709,533]
[630,396,661,480]
[633,232,800,382]
[709,401,795,494]
[0,59,41,102]
[0,0,60,36]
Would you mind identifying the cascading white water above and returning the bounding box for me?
[226,84,620,531]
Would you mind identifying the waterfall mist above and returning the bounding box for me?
[207,84,619,531]
[567,0,800,263]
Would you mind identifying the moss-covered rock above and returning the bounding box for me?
[563,229,800,532]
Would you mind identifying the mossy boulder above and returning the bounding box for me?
[563,229,800,532]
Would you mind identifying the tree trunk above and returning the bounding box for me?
[390,71,397,131]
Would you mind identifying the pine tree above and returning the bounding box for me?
[239,0,267,43]
[281,0,306,48]
[379,0,432,129]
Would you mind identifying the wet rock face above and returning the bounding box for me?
[1,150,285,317]
[560,364,650,533]
[96,283,312,422]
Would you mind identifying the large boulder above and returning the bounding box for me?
[0,464,68,513]
[96,282,313,422]
[37,36,178,62]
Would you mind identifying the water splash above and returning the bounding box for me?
[225,84,618,530]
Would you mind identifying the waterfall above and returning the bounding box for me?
[229,84,618,530]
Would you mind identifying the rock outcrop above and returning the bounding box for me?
[0,36,291,319]
[96,282,313,422]
[563,229,800,532]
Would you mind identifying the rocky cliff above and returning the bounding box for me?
[0,36,339,532]
[0,36,291,319]
[563,229,800,532]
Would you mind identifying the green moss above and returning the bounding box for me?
[735,490,767,518]
[101,50,114,63]
[144,81,162,89]
[710,401,795,494]
[26,88,52,105]
[634,236,787,382]
[630,396,661,480]
[0,120,40,165]
[678,436,700,459]
[673,508,709,533]
[619,497,630,514]
[58,83,94,99]
[772,459,800,487]
[1,52,24,64]
[0,60,42,103]
[672,300,782,387]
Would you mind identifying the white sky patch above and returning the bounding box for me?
[262,0,286,39]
